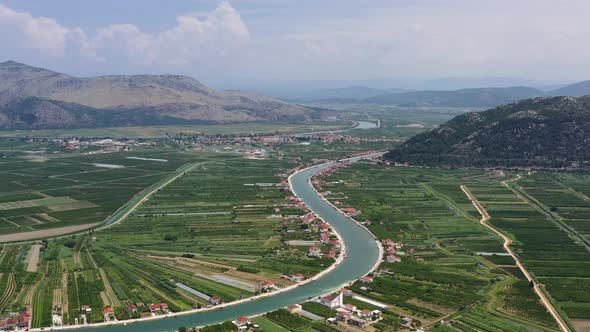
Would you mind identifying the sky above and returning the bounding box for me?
[1,0,589,91]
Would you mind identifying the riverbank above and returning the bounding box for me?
[36,153,382,332]
[308,156,385,276]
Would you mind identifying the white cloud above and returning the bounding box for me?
[91,1,249,65]
[282,0,590,80]
[0,4,69,56]
[0,1,249,65]
[1,0,590,83]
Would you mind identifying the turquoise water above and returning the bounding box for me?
[354,121,377,129]
[297,120,377,135]
[67,162,381,332]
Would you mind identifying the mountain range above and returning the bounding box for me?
[298,81,590,107]
[0,61,313,130]
[384,95,590,168]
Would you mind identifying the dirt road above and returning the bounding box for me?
[461,184,571,332]
[0,223,99,243]
[26,244,41,272]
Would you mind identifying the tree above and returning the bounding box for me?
[64,239,76,248]
[163,234,177,241]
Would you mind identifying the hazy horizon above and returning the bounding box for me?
[1,0,589,93]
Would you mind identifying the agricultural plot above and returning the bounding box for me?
[498,173,590,321]
[464,178,590,330]
[0,152,331,328]
[0,122,350,138]
[518,172,590,239]
[0,149,200,239]
[318,163,558,331]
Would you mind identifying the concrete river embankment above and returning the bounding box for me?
[60,158,381,332]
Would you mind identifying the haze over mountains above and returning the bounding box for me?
[2,60,590,131]
[385,95,590,168]
[296,81,590,107]
[0,61,313,130]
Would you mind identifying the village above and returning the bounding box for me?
[220,163,417,332]
[15,128,399,158]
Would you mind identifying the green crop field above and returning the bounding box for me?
[0,141,340,327]
[317,163,565,331]
[0,145,202,239]
[0,122,350,139]
[2,110,590,331]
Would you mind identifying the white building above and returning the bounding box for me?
[319,292,343,309]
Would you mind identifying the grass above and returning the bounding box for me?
[253,316,291,332]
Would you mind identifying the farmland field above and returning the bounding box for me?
[0,122,350,139]
[2,113,590,331]
[0,146,202,240]
[316,163,567,331]
[0,142,339,327]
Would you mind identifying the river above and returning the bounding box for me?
[63,160,381,332]
[297,120,378,135]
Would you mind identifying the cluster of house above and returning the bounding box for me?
[240,148,268,159]
[341,207,362,217]
[307,243,339,260]
[54,138,148,151]
[382,239,412,263]
[285,193,309,212]
[179,134,295,148]
[149,303,170,315]
[318,291,382,328]
[78,302,170,323]
[170,130,398,150]
[316,134,403,145]
[0,306,31,331]
[279,191,344,260]
[308,228,341,260]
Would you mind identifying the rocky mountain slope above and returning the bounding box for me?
[384,96,590,168]
[0,61,313,129]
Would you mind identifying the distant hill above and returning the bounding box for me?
[0,61,313,130]
[549,80,590,97]
[384,96,590,168]
[293,86,407,102]
[0,96,253,130]
[364,87,545,107]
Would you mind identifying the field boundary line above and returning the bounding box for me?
[30,152,384,331]
[461,184,571,332]
[95,161,204,232]
[503,176,590,251]
[3,162,203,245]
[420,183,476,221]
